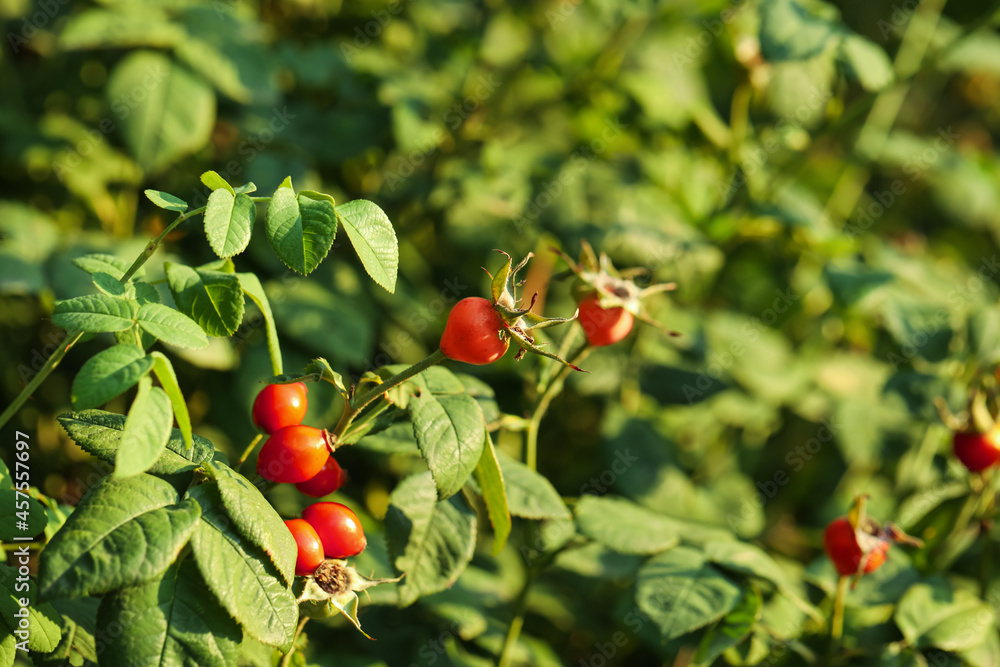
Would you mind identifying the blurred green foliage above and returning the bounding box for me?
[4,0,1000,664]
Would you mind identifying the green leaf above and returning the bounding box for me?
[237,273,283,375]
[0,567,62,653]
[335,199,398,293]
[410,390,486,499]
[58,410,213,476]
[73,253,143,281]
[234,182,257,195]
[134,281,161,304]
[204,189,256,258]
[838,34,893,91]
[187,483,298,650]
[97,559,241,667]
[58,8,185,50]
[473,432,511,556]
[200,170,235,195]
[106,51,215,172]
[759,0,840,62]
[694,585,763,666]
[92,271,127,297]
[385,472,477,607]
[38,474,201,600]
[144,189,188,212]
[204,461,297,585]
[164,262,245,337]
[115,377,174,478]
[574,495,680,555]
[149,351,192,451]
[0,634,13,665]
[44,598,100,664]
[70,344,153,410]
[704,540,822,624]
[895,577,995,651]
[635,546,743,642]
[136,302,209,349]
[262,357,347,399]
[968,307,1000,365]
[52,294,138,333]
[496,451,570,520]
[264,178,338,276]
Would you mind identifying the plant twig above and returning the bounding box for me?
[525,344,592,471]
[280,616,310,667]
[330,348,447,442]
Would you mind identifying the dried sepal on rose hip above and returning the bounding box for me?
[440,250,585,370]
[552,239,679,347]
[293,559,403,635]
[823,495,922,586]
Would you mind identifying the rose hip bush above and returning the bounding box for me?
[4,0,1000,665]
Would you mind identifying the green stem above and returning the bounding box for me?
[0,200,226,432]
[280,616,309,667]
[330,349,447,442]
[0,332,82,430]
[525,344,593,471]
[236,433,264,468]
[831,575,848,642]
[498,569,536,667]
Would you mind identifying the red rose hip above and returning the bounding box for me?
[440,297,510,365]
[824,517,888,576]
[257,425,330,483]
[578,293,634,347]
[953,430,1000,472]
[285,519,325,576]
[253,382,308,434]
[295,457,348,498]
[302,502,367,559]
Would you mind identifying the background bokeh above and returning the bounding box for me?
[3,0,1000,664]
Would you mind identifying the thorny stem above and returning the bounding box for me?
[0,202,216,432]
[330,349,448,444]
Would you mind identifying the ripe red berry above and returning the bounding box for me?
[440,297,510,365]
[302,502,367,559]
[284,518,324,576]
[252,382,308,434]
[953,430,1000,472]
[824,517,889,576]
[257,425,330,483]
[295,457,347,498]
[577,293,634,347]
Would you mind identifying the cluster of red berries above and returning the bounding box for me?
[438,292,638,366]
[251,382,366,576]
